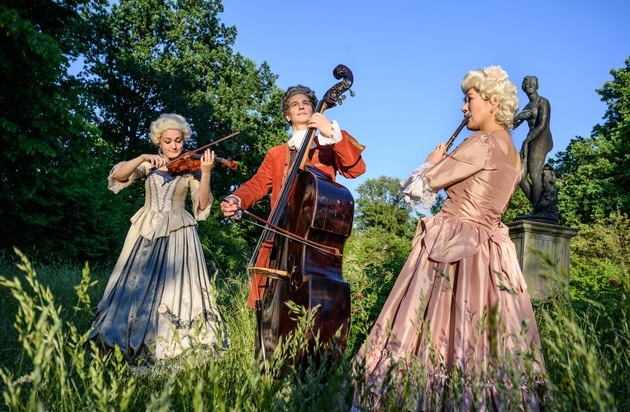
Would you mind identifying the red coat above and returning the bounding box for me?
[232,131,366,308]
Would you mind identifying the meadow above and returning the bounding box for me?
[0,245,627,411]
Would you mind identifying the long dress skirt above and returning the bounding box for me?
[354,216,546,410]
[89,223,228,362]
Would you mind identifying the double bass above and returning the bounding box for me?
[249,65,356,366]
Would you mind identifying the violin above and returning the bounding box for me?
[166,153,238,175]
[160,131,240,175]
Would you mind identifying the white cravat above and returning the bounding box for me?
[287,120,343,150]
[287,129,308,150]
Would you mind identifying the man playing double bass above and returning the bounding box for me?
[220,84,366,310]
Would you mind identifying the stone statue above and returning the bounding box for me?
[532,163,559,223]
[513,76,558,224]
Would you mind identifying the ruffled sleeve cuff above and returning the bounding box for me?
[189,176,212,221]
[400,162,437,210]
[317,120,343,146]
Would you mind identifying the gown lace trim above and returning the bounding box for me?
[399,162,437,211]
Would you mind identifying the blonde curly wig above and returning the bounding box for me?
[461,66,519,130]
[149,113,192,146]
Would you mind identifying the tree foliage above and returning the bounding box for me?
[354,175,420,238]
[0,0,288,266]
[570,211,629,300]
[82,0,284,158]
[551,57,630,225]
[0,0,118,261]
[344,176,420,347]
[503,187,531,223]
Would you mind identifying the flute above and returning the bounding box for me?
[445,113,472,151]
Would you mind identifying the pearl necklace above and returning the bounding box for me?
[483,128,507,135]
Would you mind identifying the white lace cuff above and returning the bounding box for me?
[317,120,342,145]
[225,195,242,219]
[190,177,212,222]
[400,162,437,210]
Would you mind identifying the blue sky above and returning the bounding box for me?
[220,0,629,196]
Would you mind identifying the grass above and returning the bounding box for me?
[0,247,627,411]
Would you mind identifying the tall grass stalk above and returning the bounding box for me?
[534,250,627,411]
[0,248,628,410]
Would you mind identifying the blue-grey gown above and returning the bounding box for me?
[89,161,228,361]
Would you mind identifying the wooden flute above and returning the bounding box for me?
[445,113,472,151]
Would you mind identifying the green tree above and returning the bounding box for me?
[0,0,117,261]
[354,175,420,238]
[345,176,420,348]
[81,0,286,172]
[552,57,630,225]
[503,187,531,223]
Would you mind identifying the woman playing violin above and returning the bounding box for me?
[89,113,228,363]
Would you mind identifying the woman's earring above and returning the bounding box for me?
[490,108,494,113]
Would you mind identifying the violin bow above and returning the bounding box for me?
[165,131,240,166]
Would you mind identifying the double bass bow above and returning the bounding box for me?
[249,65,356,367]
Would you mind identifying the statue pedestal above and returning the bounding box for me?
[507,220,578,299]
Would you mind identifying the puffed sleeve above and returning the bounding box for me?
[424,132,494,191]
[107,161,151,194]
[189,173,212,221]
[332,130,366,179]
